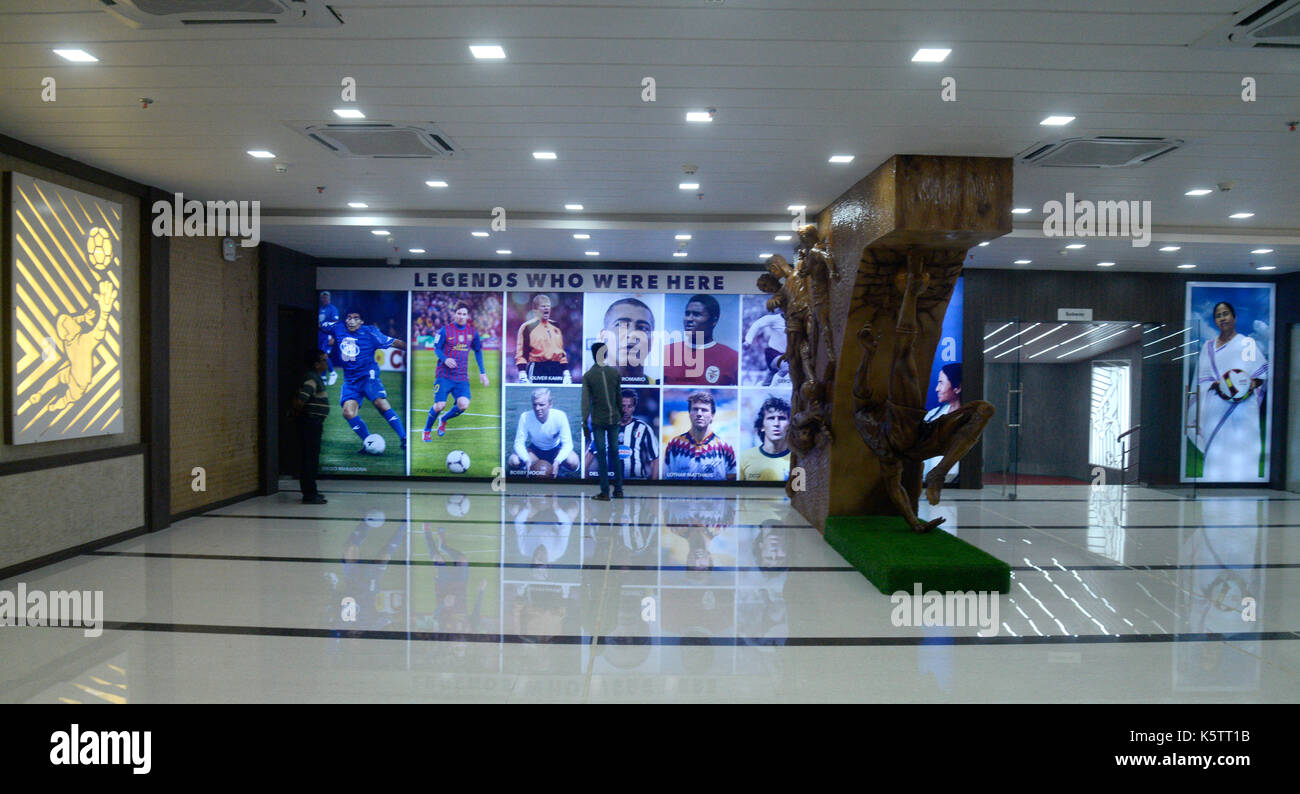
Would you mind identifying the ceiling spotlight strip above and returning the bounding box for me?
[983,322,1040,354]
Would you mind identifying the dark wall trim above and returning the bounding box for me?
[170,488,261,523]
[0,133,151,200]
[142,188,170,531]
[0,524,147,582]
[0,443,145,478]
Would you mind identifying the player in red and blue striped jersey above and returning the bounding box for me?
[319,310,408,453]
[424,302,491,440]
[663,391,736,480]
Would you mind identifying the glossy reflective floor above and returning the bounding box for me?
[2,481,1297,703]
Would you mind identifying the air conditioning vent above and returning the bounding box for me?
[290,122,459,159]
[1192,0,1300,48]
[1017,136,1184,168]
[98,0,342,29]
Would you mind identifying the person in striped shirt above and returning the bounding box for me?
[424,302,490,440]
[515,294,571,384]
[663,391,736,480]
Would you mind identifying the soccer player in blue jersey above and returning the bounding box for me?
[319,310,408,453]
[425,302,491,440]
[318,291,340,385]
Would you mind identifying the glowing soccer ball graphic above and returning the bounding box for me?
[363,433,386,454]
[1220,368,1253,401]
[445,494,471,517]
[446,449,470,473]
[86,227,113,270]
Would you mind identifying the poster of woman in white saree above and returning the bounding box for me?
[1182,284,1274,482]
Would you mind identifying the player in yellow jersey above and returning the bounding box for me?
[739,396,791,481]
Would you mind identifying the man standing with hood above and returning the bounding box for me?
[583,341,624,500]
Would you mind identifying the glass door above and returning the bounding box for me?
[982,319,1024,500]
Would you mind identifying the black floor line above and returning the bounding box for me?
[83,549,1300,573]
[43,620,1300,647]
[285,486,790,503]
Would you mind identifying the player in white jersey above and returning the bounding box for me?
[509,388,580,476]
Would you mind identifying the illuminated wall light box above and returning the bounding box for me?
[6,172,124,443]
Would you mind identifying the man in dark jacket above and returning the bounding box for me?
[582,342,624,500]
[292,349,331,504]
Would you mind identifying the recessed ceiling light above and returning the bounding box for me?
[1185,189,1213,196]
[675,234,692,240]
[585,251,600,256]
[680,182,700,190]
[564,203,583,211]
[1178,263,1196,269]
[673,252,688,257]
[347,202,368,208]
[775,235,792,241]
[1159,245,1181,252]
[911,48,951,63]
[1256,265,1276,271]
[787,204,806,211]
[471,231,489,237]
[1040,115,1075,126]
[978,242,990,247]
[469,44,506,60]
[1229,212,1254,219]
[1011,207,1032,214]
[408,248,425,254]
[496,249,512,255]
[247,150,275,158]
[1014,259,1032,264]
[1096,261,1116,267]
[532,151,557,160]
[573,233,590,239]
[759,253,774,259]
[425,180,448,188]
[1065,243,1086,249]
[828,155,855,163]
[333,108,365,119]
[371,230,390,236]
[1251,248,1273,254]
[685,111,713,123]
[53,49,97,63]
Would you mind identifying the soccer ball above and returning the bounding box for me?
[363,433,386,454]
[445,494,471,517]
[446,450,470,473]
[86,227,112,270]
[1220,368,1252,401]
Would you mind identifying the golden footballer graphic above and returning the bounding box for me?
[9,174,124,443]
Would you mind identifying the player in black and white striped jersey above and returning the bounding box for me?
[585,388,660,480]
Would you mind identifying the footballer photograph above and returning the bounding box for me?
[740,293,792,387]
[505,385,583,480]
[737,389,793,482]
[582,292,664,385]
[662,293,740,386]
[409,291,504,478]
[660,388,740,481]
[583,386,661,482]
[504,291,584,385]
[316,290,409,477]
